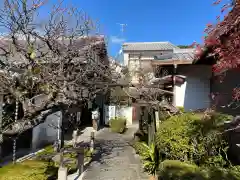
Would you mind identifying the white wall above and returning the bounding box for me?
[104,105,133,126]
[116,106,133,126]
[31,94,62,150]
[176,65,212,111]
[175,81,187,107]
[123,53,129,66]
[32,111,62,150]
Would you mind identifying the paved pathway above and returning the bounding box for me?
[81,127,149,180]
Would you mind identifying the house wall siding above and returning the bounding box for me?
[183,76,210,110]
[176,65,212,111]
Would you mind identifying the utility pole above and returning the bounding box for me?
[115,23,127,64]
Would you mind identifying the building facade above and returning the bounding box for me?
[122,41,211,112]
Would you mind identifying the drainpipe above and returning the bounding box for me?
[0,94,3,159]
[13,99,19,164]
[172,64,177,106]
[57,111,61,149]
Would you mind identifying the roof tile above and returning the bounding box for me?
[122,42,180,51]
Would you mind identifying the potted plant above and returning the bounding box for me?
[109,117,127,133]
[140,142,159,180]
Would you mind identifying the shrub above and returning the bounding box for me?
[202,166,240,180]
[0,160,58,180]
[177,106,185,113]
[158,160,240,180]
[133,141,146,155]
[158,160,206,180]
[139,142,159,175]
[156,112,232,167]
[109,117,127,133]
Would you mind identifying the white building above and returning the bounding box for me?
[122,41,211,113]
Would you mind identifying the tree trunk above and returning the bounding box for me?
[139,106,144,131]
[60,126,64,150]
[148,108,156,146]
[149,174,158,180]
[92,119,98,131]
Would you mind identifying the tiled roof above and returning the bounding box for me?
[153,48,196,61]
[172,48,196,61]
[122,42,180,51]
[0,35,107,65]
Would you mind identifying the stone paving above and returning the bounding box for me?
[81,127,149,180]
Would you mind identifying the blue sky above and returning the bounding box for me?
[0,0,227,57]
[67,0,225,57]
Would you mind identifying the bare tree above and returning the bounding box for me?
[0,0,115,137]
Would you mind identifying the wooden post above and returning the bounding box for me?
[172,64,177,106]
[59,149,64,168]
[139,106,144,131]
[76,148,84,176]
[148,108,156,146]
[72,130,78,148]
[143,106,148,133]
[58,166,68,180]
[57,148,67,180]
[90,131,94,153]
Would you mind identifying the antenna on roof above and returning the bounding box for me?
[116,23,127,38]
[114,23,127,65]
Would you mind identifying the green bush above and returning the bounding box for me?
[139,142,159,175]
[158,160,240,180]
[156,112,232,167]
[158,160,206,180]
[0,160,58,180]
[177,106,185,113]
[109,117,127,133]
[133,141,146,155]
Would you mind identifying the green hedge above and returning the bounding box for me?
[158,160,240,180]
[158,160,205,179]
[156,112,232,167]
[109,117,127,133]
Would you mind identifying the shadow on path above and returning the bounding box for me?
[82,128,149,180]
